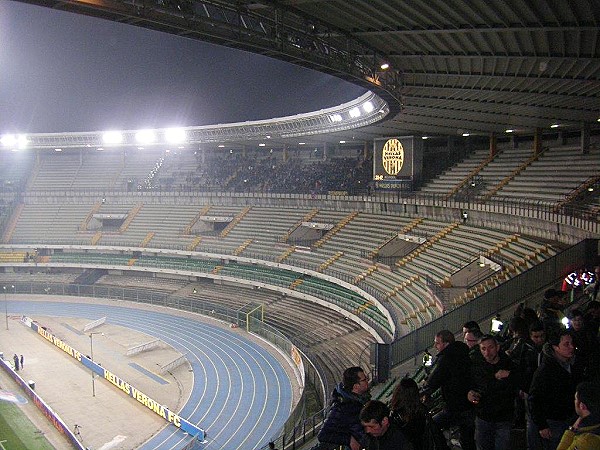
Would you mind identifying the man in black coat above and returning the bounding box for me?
[529,329,586,450]
[312,366,371,450]
[422,329,475,450]
[360,400,413,450]
[468,334,520,450]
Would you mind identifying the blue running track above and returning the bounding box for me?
[10,300,293,450]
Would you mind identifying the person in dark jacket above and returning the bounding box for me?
[422,330,475,450]
[468,334,520,450]
[312,366,371,450]
[390,377,448,450]
[529,329,586,450]
[523,321,546,450]
[360,400,414,450]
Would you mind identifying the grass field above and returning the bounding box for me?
[0,400,56,450]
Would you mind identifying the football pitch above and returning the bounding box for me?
[0,401,55,450]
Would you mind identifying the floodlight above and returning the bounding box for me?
[562,317,570,328]
[422,136,428,140]
[462,133,470,137]
[298,142,305,145]
[135,129,156,144]
[550,124,559,128]
[339,140,346,144]
[362,101,374,113]
[505,129,514,133]
[218,144,225,148]
[164,128,187,144]
[258,143,266,147]
[330,114,343,122]
[380,63,390,70]
[102,131,123,145]
[17,135,28,149]
[1,134,16,147]
[1,134,27,149]
[349,107,361,118]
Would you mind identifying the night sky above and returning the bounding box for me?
[0,1,366,133]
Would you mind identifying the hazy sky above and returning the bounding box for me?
[0,1,365,133]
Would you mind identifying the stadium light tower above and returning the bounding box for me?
[89,332,104,397]
[3,286,8,330]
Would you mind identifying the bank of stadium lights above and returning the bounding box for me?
[102,131,123,145]
[363,101,374,113]
[164,128,187,144]
[330,114,343,123]
[135,129,156,144]
[1,134,28,150]
[349,107,361,118]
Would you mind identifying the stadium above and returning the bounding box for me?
[0,1,599,449]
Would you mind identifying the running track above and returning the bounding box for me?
[10,300,293,450]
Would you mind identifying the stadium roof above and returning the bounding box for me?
[14,0,600,143]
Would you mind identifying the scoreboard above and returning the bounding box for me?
[373,136,422,190]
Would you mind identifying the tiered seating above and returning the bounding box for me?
[10,202,91,245]
[419,149,490,196]
[50,252,132,266]
[494,146,600,202]
[70,151,123,190]
[224,206,307,259]
[29,151,81,191]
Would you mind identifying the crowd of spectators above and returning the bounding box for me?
[414,289,600,450]
[310,286,600,450]
[150,150,373,195]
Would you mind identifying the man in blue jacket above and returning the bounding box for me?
[312,366,371,450]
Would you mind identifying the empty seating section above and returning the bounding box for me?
[492,147,600,202]
[0,251,27,262]
[419,149,490,196]
[70,151,124,190]
[420,145,600,205]
[476,148,532,198]
[50,252,132,266]
[224,206,307,258]
[29,152,81,191]
[10,202,91,245]
[97,274,189,292]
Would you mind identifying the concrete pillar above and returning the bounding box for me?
[533,127,542,156]
[581,122,590,154]
[489,132,498,157]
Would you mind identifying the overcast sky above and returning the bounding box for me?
[0,1,366,133]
